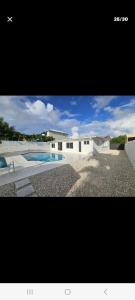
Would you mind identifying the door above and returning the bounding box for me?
[79,141,81,152]
[58,142,62,151]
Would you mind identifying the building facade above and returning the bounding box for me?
[50,136,110,155]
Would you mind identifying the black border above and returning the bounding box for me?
[0,196,135,282]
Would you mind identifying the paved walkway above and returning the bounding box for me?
[0,160,66,187]
[15,178,37,197]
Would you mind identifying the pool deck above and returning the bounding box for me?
[0,151,87,187]
[0,159,67,186]
[0,151,67,186]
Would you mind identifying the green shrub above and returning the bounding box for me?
[110,135,126,144]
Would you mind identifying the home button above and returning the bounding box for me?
[65,289,71,295]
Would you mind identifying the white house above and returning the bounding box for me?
[47,129,69,140]
[49,136,110,155]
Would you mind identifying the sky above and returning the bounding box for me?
[0,95,135,137]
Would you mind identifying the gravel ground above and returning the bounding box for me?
[30,164,80,197]
[67,150,135,197]
[30,150,135,197]
[1,150,135,197]
[0,182,16,197]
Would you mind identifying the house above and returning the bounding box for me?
[92,136,111,150]
[49,136,110,155]
[47,129,69,140]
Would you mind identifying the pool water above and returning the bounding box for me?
[0,156,7,168]
[23,152,64,162]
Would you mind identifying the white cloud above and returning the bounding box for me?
[78,112,135,137]
[0,97,59,133]
[62,110,80,118]
[92,96,118,112]
[0,96,135,138]
[121,99,135,108]
[71,126,79,138]
[104,98,135,119]
[25,100,47,116]
[0,96,79,135]
[58,118,80,129]
[47,103,53,112]
[74,98,135,137]
[25,100,53,116]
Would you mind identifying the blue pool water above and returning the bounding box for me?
[23,152,64,162]
[0,156,7,168]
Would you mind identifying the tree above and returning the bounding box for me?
[0,116,55,142]
[110,135,126,144]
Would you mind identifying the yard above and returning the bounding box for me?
[0,150,135,197]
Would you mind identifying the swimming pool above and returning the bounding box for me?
[23,152,64,162]
[0,156,7,168]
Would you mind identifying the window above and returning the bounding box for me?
[66,142,73,149]
[52,144,55,148]
[84,140,89,145]
[70,143,73,148]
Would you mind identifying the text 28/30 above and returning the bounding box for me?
[114,17,128,22]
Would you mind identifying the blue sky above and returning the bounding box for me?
[0,95,135,137]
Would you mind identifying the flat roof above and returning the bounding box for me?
[50,137,93,142]
[50,136,110,143]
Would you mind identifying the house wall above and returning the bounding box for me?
[100,140,110,150]
[93,140,110,152]
[63,141,79,153]
[50,140,93,154]
[81,140,93,154]
[125,140,135,170]
[50,139,110,154]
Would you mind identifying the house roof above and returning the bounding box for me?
[47,129,68,135]
[49,135,110,143]
[93,136,111,142]
[50,136,92,142]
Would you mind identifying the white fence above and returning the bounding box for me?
[0,140,50,154]
[125,140,135,170]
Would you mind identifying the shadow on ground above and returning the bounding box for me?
[67,151,135,197]
[30,164,80,197]
[16,150,135,198]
